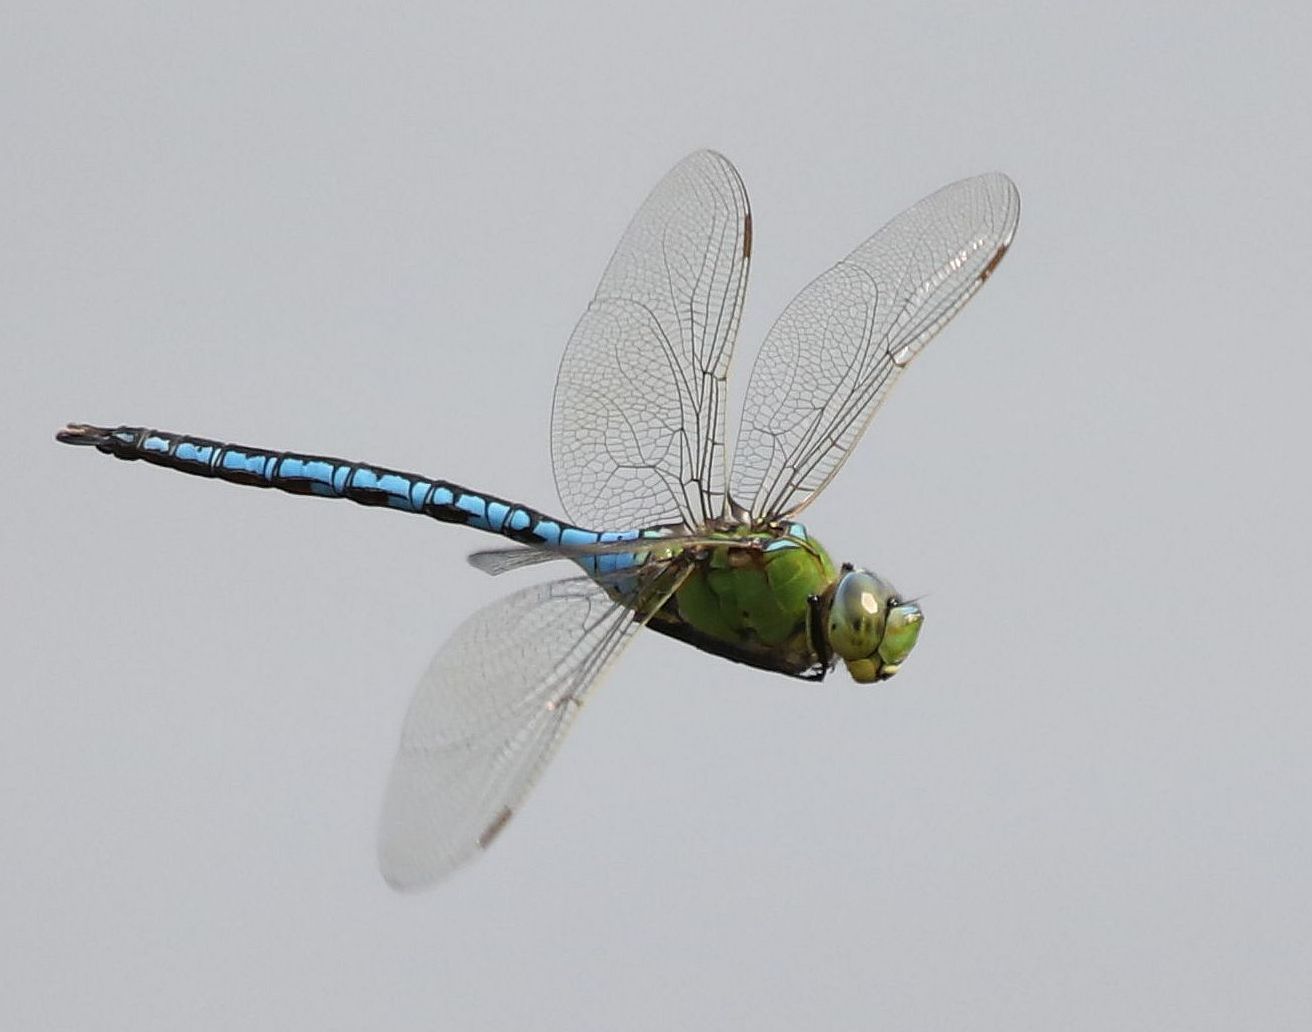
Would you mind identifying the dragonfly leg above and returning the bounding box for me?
[806,593,832,676]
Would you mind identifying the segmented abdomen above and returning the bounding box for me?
[56,423,643,576]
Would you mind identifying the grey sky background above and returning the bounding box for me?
[4,3,1310,1029]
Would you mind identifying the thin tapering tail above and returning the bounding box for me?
[56,423,119,448]
[55,422,644,577]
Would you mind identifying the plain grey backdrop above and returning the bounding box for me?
[4,3,1309,1029]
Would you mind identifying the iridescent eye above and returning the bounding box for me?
[879,603,924,668]
[828,570,888,663]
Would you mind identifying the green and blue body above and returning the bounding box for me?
[51,151,1018,887]
[59,424,848,679]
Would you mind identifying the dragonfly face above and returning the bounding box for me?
[825,568,924,683]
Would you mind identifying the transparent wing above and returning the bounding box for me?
[465,529,746,577]
[728,172,1019,521]
[378,566,685,890]
[552,150,751,530]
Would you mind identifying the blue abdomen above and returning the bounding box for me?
[57,423,644,577]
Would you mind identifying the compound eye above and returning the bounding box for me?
[879,604,924,667]
[828,571,886,662]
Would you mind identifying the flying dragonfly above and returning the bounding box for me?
[58,151,1019,888]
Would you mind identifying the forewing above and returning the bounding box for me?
[378,568,684,889]
[552,150,751,530]
[728,172,1019,521]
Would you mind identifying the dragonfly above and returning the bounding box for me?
[58,151,1019,888]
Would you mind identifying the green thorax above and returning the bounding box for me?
[646,521,839,678]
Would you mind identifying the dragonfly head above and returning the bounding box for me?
[826,567,924,683]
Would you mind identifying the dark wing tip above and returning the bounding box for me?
[477,806,514,850]
[980,240,1011,281]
